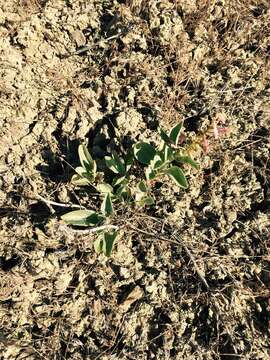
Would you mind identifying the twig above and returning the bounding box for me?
[128,224,209,289]
[183,244,209,289]
[172,234,209,289]
[36,194,86,209]
[128,224,180,245]
[61,32,126,59]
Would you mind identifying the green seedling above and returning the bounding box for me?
[62,190,117,256]
[71,144,97,185]
[133,123,198,188]
[94,231,118,257]
[135,180,155,206]
[62,123,198,256]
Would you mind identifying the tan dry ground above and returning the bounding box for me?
[0,1,270,359]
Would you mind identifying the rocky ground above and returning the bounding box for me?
[0,1,270,359]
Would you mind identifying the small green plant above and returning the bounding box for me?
[61,144,118,256]
[134,123,198,186]
[61,123,198,256]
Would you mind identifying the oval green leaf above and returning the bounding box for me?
[96,183,113,194]
[124,149,134,171]
[166,166,188,189]
[140,196,155,206]
[75,166,94,181]
[133,142,156,165]
[150,154,164,169]
[112,152,126,175]
[169,123,182,145]
[105,156,119,174]
[101,193,113,217]
[175,155,199,169]
[105,156,125,175]
[116,185,130,200]
[112,176,128,187]
[145,167,156,180]
[159,128,171,144]
[78,144,96,173]
[94,238,104,254]
[71,174,91,186]
[138,180,148,193]
[163,145,174,162]
[61,210,105,227]
[102,231,118,256]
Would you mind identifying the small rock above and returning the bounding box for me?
[119,286,144,313]
[71,30,86,47]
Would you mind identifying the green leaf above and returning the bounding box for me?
[116,184,129,200]
[145,166,156,180]
[112,152,126,175]
[159,128,171,144]
[124,149,134,171]
[105,156,119,174]
[78,144,96,173]
[166,166,188,188]
[75,166,88,176]
[61,210,105,227]
[137,180,148,193]
[102,231,118,256]
[71,174,91,186]
[105,154,125,175]
[175,155,199,169]
[96,183,113,193]
[112,176,128,186]
[94,238,104,254]
[141,196,155,206]
[133,142,156,165]
[169,123,182,145]
[150,154,165,170]
[136,192,155,206]
[74,166,94,181]
[101,193,113,217]
[163,145,174,162]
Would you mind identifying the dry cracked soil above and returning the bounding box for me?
[0,1,270,359]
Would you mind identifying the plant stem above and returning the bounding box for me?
[36,194,86,209]
[60,224,119,234]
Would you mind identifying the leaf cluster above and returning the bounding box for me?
[62,124,198,256]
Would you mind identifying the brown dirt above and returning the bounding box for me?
[0,1,270,359]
